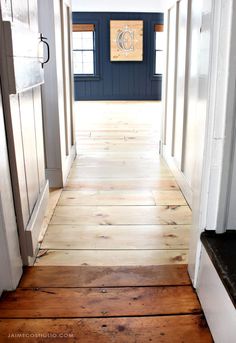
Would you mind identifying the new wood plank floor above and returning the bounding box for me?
[0,102,212,342]
[36,101,191,266]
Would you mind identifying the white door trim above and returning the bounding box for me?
[200,0,236,233]
[212,0,236,233]
[189,0,236,284]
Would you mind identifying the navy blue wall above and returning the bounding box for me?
[73,12,164,101]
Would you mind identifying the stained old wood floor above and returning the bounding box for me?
[0,265,212,342]
[0,102,212,342]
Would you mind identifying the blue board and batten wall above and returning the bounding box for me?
[72,12,164,101]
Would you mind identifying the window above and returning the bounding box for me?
[154,24,164,76]
[72,24,97,76]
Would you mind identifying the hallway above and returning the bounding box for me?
[0,102,213,342]
[36,101,191,266]
[0,0,233,339]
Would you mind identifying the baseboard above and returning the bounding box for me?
[45,145,76,188]
[25,180,49,258]
[62,144,76,186]
[45,168,63,188]
[197,246,236,343]
[162,145,193,208]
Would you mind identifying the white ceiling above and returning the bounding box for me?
[71,0,174,12]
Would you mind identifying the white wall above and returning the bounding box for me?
[72,0,173,12]
[209,0,236,233]
[162,0,194,207]
[226,146,236,229]
[39,0,76,188]
[162,0,216,284]
[187,0,213,283]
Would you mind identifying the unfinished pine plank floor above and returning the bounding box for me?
[36,101,191,266]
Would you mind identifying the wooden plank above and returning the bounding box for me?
[77,138,159,145]
[152,190,187,205]
[59,190,155,206]
[65,179,179,191]
[19,265,191,288]
[41,225,190,250]
[86,128,159,134]
[67,173,174,180]
[59,190,187,206]
[73,157,166,170]
[76,127,159,132]
[68,174,175,181]
[77,149,159,155]
[78,119,158,124]
[68,166,173,179]
[77,144,158,152]
[50,205,191,225]
[0,315,213,342]
[0,286,201,318]
[35,249,188,266]
[77,141,158,147]
[73,158,168,168]
[78,125,159,131]
[77,136,159,143]
[77,119,159,127]
[76,152,160,160]
[76,138,157,144]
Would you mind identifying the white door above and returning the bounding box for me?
[0,0,49,264]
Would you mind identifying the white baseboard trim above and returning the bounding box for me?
[197,246,236,343]
[45,168,63,188]
[25,180,49,257]
[45,145,76,188]
[62,144,76,186]
[162,145,193,208]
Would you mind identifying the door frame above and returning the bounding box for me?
[188,0,236,284]
[161,0,193,208]
[38,0,76,188]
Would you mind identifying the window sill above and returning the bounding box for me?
[74,75,100,81]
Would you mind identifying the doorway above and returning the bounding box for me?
[36,2,194,267]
